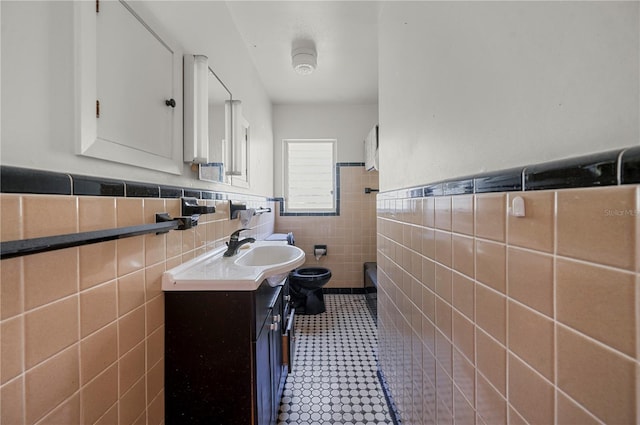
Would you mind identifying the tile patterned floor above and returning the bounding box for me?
[278,294,393,424]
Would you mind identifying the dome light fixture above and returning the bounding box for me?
[292,46,317,75]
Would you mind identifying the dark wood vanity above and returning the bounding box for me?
[165,280,293,425]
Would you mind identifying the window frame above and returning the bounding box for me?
[283,138,337,213]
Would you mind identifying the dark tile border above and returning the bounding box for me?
[184,189,202,199]
[380,145,639,199]
[125,182,160,198]
[322,287,367,294]
[72,175,125,197]
[621,145,640,184]
[423,184,443,197]
[443,178,474,195]
[160,186,184,199]
[0,166,271,205]
[377,368,402,425]
[474,168,523,193]
[4,145,638,204]
[1,166,72,195]
[524,150,619,190]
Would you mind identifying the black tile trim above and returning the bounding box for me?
[423,183,443,197]
[524,149,620,190]
[380,145,639,198]
[183,189,202,199]
[377,368,402,425]
[1,166,72,195]
[336,162,366,167]
[443,178,474,195]
[0,166,272,204]
[72,175,125,197]
[322,287,367,294]
[159,186,184,199]
[125,182,160,198]
[621,146,640,184]
[474,168,523,193]
[408,188,424,198]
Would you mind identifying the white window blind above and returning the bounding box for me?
[284,139,336,212]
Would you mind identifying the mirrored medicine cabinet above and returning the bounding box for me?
[197,65,250,187]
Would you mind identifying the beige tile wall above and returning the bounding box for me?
[275,166,379,288]
[0,194,275,425]
[377,185,640,425]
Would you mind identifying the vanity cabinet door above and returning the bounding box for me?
[75,1,183,174]
[256,317,273,425]
[270,294,285,419]
[165,283,285,425]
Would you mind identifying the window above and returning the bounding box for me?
[284,139,336,213]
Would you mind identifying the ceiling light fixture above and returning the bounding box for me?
[292,46,317,75]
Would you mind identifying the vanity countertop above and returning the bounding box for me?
[162,240,305,291]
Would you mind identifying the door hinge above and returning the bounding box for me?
[96,0,99,13]
[96,100,100,118]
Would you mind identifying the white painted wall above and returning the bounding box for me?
[0,1,274,196]
[272,103,378,197]
[379,1,640,191]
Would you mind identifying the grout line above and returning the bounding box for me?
[555,321,638,364]
[21,290,82,321]
[473,193,479,418]
[554,252,637,275]
[476,367,507,404]
[75,242,84,423]
[551,192,559,425]
[504,210,511,424]
[508,348,555,388]
[636,186,640,425]
[506,243,554,259]
[18,198,27,424]
[555,386,606,425]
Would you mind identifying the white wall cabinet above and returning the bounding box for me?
[74,0,183,174]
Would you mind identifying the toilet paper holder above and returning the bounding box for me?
[313,244,327,260]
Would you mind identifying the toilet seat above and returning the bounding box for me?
[289,267,332,290]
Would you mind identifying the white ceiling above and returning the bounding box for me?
[225,1,380,105]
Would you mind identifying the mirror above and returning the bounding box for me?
[228,100,250,187]
[199,67,232,184]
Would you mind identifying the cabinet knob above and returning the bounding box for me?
[273,314,281,323]
[165,98,176,108]
[269,322,279,331]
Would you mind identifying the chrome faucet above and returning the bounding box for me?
[223,228,256,257]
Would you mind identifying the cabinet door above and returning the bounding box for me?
[270,294,285,421]
[256,317,273,425]
[74,1,182,174]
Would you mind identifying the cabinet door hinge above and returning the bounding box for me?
[96,0,99,13]
[96,100,100,118]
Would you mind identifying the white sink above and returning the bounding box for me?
[235,245,302,267]
[162,241,305,291]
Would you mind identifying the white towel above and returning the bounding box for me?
[239,208,255,227]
